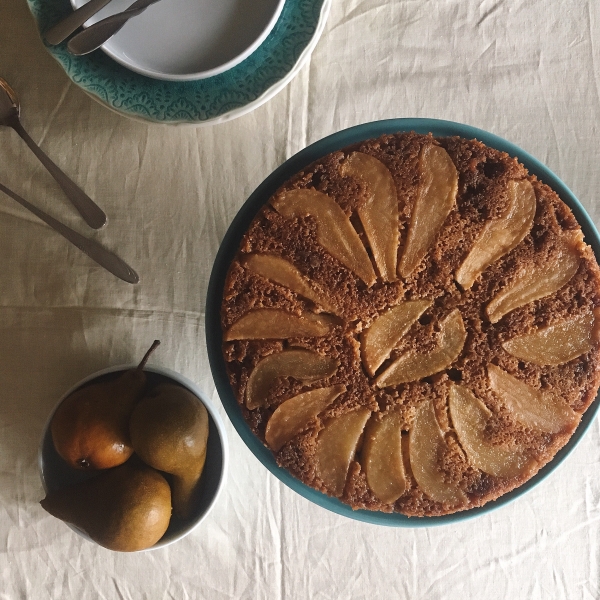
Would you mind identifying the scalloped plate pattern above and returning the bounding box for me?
[26,0,330,124]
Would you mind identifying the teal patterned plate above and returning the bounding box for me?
[26,0,330,124]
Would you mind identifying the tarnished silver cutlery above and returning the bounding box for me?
[0,77,107,230]
[0,182,138,284]
[67,0,164,56]
[44,0,115,46]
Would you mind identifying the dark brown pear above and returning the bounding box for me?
[51,340,160,470]
[40,461,172,552]
[129,383,209,520]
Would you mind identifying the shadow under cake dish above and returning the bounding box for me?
[220,132,600,517]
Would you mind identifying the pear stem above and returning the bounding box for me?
[137,340,161,371]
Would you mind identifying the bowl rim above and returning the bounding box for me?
[205,117,600,527]
[38,363,229,550]
[69,0,287,82]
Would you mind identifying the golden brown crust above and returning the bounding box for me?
[221,132,600,516]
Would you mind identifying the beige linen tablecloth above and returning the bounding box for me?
[2,0,600,598]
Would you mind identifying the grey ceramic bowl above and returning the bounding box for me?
[39,364,228,551]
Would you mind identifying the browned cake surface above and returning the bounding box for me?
[221,132,600,516]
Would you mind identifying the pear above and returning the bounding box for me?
[264,384,346,452]
[487,365,579,434]
[40,461,172,552]
[242,254,342,316]
[399,144,458,277]
[129,383,209,520]
[340,152,400,282]
[501,311,598,366]
[375,309,466,387]
[223,309,335,340]
[486,230,582,323]
[51,340,161,470]
[448,383,533,478]
[271,188,377,286]
[361,411,407,504]
[409,400,466,504]
[455,179,536,290]
[315,408,371,496]
[360,300,431,376]
[246,349,339,410]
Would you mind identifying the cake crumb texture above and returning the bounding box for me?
[221,132,600,516]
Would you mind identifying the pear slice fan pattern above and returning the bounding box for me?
[222,135,600,516]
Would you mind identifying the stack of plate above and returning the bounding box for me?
[27,0,331,124]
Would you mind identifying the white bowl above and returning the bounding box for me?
[39,364,228,551]
[70,0,286,81]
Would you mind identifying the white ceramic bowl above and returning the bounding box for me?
[39,364,228,551]
[70,0,286,81]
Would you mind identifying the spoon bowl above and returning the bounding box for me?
[67,0,164,56]
[0,77,107,229]
[0,78,19,117]
[44,0,115,46]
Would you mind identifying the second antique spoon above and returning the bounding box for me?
[0,77,107,230]
[0,182,138,284]
[67,0,163,56]
[44,0,115,46]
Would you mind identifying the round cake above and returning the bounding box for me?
[220,132,600,516]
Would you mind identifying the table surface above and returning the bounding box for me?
[2,1,600,598]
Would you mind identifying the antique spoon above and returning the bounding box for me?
[0,182,138,284]
[0,77,107,230]
[67,0,163,56]
[44,0,115,46]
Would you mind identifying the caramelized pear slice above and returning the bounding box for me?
[242,254,341,316]
[246,349,340,409]
[361,300,432,376]
[375,309,466,387]
[448,384,533,478]
[271,189,376,286]
[224,309,335,341]
[340,152,399,281]
[502,312,597,366]
[362,412,407,503]
[486,231,582,323]
[265,385,346,452]
[456,179,537,289]
[399,145,458,277]
[408,400,466,504]
[315,408,371,496]
[487,365,579,434]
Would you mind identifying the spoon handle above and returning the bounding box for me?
[67,0,162,55]
[44,0,114,45]
[10,119,107,230]
[0,182,139,284]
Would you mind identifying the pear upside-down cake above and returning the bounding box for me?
[220,132,600,516]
